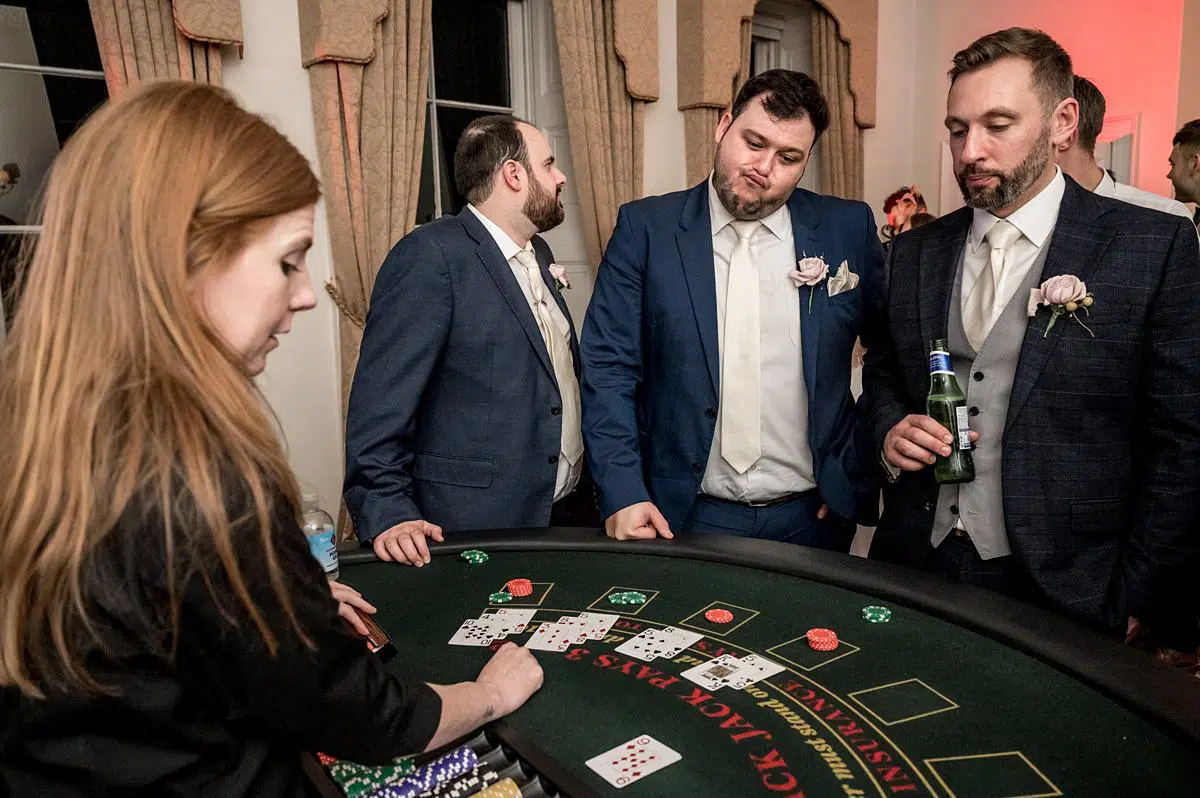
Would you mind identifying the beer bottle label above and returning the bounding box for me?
[929,349,953,375]
[954,406,972,449]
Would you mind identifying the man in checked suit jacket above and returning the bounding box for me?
[344,115,597,566]
[864,28,1200,652]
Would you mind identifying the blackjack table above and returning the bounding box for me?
[309,528,1200,798]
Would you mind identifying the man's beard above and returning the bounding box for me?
[524,176,564,232]
[957,132,1051,212]
[712,152,792,221]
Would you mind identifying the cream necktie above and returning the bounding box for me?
[964,219,1022,351]
[514,248,583,465]
[720,220,761,474]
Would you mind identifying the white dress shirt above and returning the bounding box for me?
[1093,171,1196,226]
[701,179,816,502]
[467,204,581,501]
[962,169,1066,330]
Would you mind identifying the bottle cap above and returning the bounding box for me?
[301,491,319,511]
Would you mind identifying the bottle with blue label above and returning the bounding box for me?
[302,491,339,580]
[927,338,975,485]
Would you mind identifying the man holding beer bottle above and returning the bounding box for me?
[862,28,1200,658]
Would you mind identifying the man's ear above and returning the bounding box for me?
[499,160,524,193]
[714,111,733,145]
[1050,97,1079,151]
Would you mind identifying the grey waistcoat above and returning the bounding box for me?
[932,238,1052,559]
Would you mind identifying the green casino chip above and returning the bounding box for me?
[862,605,892,623]
[607,591,647,605]
[461,549,489,564]
[488,591,513,603]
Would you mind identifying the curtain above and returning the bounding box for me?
[88,0,242,93]
[299,0,431,408]
[552,0,657,266]
[811,4,863,199]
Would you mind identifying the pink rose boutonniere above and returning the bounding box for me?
[788,256,829,313]
[548,263,570,291]
[1027,274,1094,337]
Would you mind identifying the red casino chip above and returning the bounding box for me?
[505,578,533,597]
[806,627,838,651]
[705,608,734,624]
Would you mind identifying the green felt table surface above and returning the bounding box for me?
[338,537,1199,798]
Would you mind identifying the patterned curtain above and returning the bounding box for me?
[88,0,242,92]
[811,5,862,199]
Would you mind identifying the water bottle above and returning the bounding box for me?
[302,491,339,580]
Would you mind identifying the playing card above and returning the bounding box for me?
[680,654,745,689]
[524,621,581,651]
[448,618,498,647]
[614,630,671,661]
[578,612,619,640]
[585,734,681,789]
[650,626,703,658]
[723,653,786,688]
[482,608,537,636]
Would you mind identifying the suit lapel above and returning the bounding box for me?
[532,239,582,377]
[918,208,972,352]
[1005,180,1118,429]
[459,208,554,379]
[789,191,823,391]
[676,184,721,397]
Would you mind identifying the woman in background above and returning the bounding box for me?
[0,80,541,797]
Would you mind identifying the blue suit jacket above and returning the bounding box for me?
[580,181,885,531]
[344,208,579,540]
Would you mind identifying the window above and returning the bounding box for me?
[0,0,108,333]
[416,0,528,224]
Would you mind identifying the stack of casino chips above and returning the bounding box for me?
[365,746,478,798]
[505,578,533,597]
[606,590,647,606]
[460,550,489,565]
[806,628,839,651]
[474,779,521,798]
[862,605,892,624]
[321,756,416,798]
[417,764,501,797]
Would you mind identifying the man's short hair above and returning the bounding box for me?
[729,69,830,139]
[1174,119,1200,153]
[453,114,531,205]
[949,27,1073,115]
[1072,76,1106,154]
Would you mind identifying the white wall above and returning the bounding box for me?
[223,0,345,517]
[642,0,689,196]
[0,6,60,225]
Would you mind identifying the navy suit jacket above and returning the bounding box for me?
[580,181,885,532]
[344,208,580,540]
[863,178,1200,643]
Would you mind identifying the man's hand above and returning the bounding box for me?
[329,580,376,636]
[475,642,545,716]
[883,414,979,471]
[604,502,673,541]
[372,519,445,566]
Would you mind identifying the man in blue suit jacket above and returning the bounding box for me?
[345,115,597,566]
[581,70,884,549]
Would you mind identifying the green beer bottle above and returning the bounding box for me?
[926,339,975,484]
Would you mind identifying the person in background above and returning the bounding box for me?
[881,185,927,241]
[908,211,936,230]
[1056,76,1192,221]
[1167,119,1200,231]
[344,114,597,567]
[0,81,542,797]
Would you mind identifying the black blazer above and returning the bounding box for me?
[0,489,441,796]
[344,208,581,539]
[863,177,1200,644]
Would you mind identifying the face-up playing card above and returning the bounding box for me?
[448,618,500,647]
[614,629,671,661]
[681,654,746,690]
[482,608,537,636]
[651,626,703,658]
[585,734,682,789]
[723,653,785,688]
[524,621,583,652]
[577,612,619,640]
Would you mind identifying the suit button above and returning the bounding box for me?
[705,407,717,419]
[973,371,984,381]
[551,406,562,416]
[923,502,933,511]
[692,463,704,473]
[548,455,559,464]
[968,406,979,417]
[950,504,959,514]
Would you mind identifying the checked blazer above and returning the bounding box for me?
[862,176,1200,645]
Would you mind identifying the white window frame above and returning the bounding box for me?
[424,0,528,218]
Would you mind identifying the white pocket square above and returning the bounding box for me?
[827,260,860,297]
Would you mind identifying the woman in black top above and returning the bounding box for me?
[0,81,542,797]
